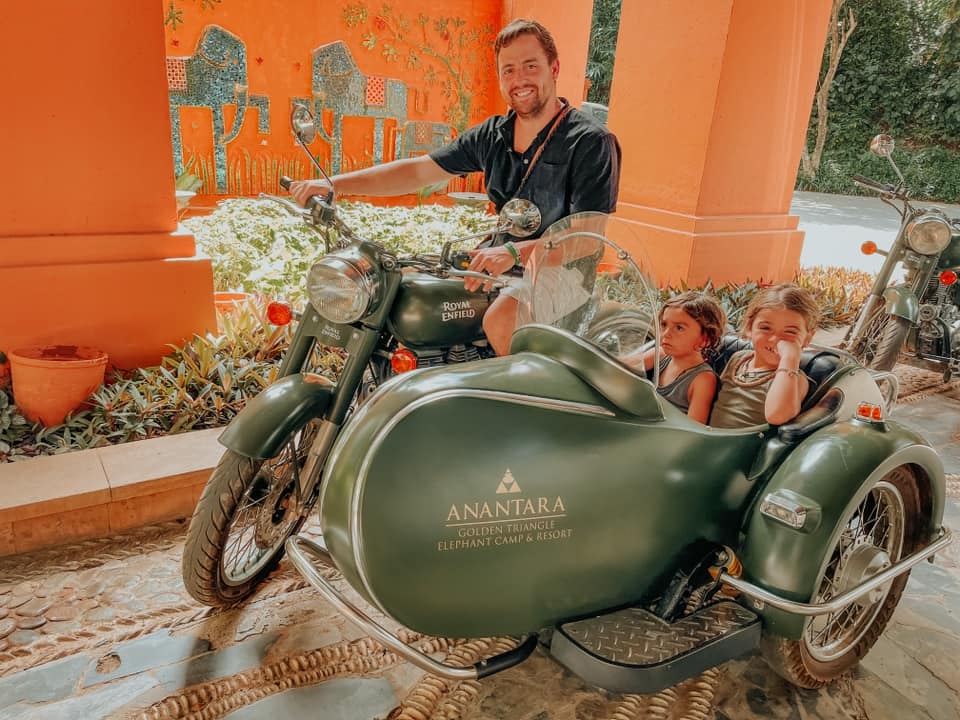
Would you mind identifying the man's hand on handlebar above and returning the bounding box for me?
[289,179,334,207]
[464,246,518,292]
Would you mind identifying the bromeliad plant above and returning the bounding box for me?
[0,299,345,462]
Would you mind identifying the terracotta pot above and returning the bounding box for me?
[9,345,108,426]
[214,292,252,314]
[597,262,623,279]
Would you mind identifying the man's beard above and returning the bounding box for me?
[510,90,550,119]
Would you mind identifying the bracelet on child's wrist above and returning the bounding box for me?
[504,241,521,265]
[775,367,802,379]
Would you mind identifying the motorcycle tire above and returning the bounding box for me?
[761,465,921,689]
[182,420,322,607]
[848,308,909,372]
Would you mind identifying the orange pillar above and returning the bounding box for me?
[606,0,832,286]
[0,3,215,369]
[501,0,594,108]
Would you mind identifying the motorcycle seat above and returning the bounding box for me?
[510,323,664,420]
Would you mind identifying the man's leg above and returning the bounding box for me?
[483,294,523,356]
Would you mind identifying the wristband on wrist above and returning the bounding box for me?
[504,241,521,265]
[775,367,802,379]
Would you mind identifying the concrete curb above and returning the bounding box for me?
[0,428,222,556]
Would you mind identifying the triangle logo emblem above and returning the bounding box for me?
[496,468,521,495]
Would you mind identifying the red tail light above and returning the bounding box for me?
[266,301,293,326]
[940,270,958,286]
[861,241,878,255]
[391,348,418,374]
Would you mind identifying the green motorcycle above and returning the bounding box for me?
[279,214,951,693]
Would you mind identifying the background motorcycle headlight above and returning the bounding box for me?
[906,212,952,255]
[307,256,377,323]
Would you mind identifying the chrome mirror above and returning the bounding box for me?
[291,105,317,146]
[499,199,541,238]
[869,134,895,158]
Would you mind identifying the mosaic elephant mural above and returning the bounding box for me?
[167,25,269,191]
[396,121,455,160]
[304,40,408,174]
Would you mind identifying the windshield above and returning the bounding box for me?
[511,212,661,382]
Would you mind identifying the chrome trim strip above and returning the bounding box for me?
[722,528,952,616]
[285,536,478,680]
[351,388,615,615]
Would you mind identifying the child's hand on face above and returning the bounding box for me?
[776,336,804,366]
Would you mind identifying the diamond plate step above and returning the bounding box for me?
[550,600,761,694]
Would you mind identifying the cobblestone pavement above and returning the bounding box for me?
[1,367,958,719]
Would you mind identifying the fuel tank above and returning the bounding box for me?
[388,273,490,349]
[937,233,960,269]
[319,353,765,638]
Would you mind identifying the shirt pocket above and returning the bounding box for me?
[527,161,568,230]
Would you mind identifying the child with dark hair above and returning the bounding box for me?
[624,291,727,424]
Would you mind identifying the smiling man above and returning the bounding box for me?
[291,19,622,355]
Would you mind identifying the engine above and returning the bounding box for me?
[918,275,960,358]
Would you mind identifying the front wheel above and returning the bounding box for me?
[848,307,910,371]
[761,466,921,688]
[182,420,323,606]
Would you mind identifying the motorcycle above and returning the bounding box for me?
[181,106,545,606]
[281,208,951,693]
[843,134,960,380]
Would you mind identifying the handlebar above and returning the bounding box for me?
[851,174,900,197]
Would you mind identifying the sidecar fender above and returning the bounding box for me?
[883,285,919,322]
[218,374,334,459]
[738,420,944,639]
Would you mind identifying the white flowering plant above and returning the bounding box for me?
[185,198,493,307]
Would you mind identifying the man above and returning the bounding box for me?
[291,19,621,355]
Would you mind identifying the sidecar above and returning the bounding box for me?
[287,213,951,693]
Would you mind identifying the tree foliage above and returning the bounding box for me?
[586,0,622,105]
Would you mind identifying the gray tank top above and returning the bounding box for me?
[657,357,716,413]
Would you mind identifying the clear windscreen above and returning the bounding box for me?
[509,212,661,379]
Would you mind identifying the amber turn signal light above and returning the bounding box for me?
[861,241,878,255]
[940,270,958,286]
[266,301,293,326]
[390,348,418,374]
[856,402,884,422]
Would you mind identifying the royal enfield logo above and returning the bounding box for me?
[441,300,477,322]
[437,468,573,551]
[318,324,342,341]
[496,469,521,494]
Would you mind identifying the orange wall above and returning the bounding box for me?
[163,0,504,194]
[1,2,214,370]
[2,3,178,237]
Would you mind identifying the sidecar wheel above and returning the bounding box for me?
[761,466,921,688]
[182,421,321,606]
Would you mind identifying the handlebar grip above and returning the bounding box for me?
[279,176,293,191]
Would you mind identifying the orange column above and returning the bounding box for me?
[500,0,594,107]
[0,3,214,369]
[606,0,832,286]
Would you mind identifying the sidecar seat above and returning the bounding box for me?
[510,323,663,419]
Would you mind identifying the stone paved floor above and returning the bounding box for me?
[0,365,958,719]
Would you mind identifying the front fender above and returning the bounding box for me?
[738,420,944,638]
[883,285,919,322]
[219,374,334,459]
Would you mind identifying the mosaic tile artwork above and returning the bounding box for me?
[167,24,270,192]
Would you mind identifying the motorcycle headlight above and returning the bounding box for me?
[307,255,378,323]
[906,211,952,255]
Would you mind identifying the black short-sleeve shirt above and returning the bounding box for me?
[430,100,621,243]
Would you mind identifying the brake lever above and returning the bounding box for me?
[258,193,311,219]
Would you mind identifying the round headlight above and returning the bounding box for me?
[906,211,952,255]
[307,256,377,323]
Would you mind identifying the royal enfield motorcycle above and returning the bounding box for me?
[280,210,950,693]
[181,107,545,606]
[844,134,960,379]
